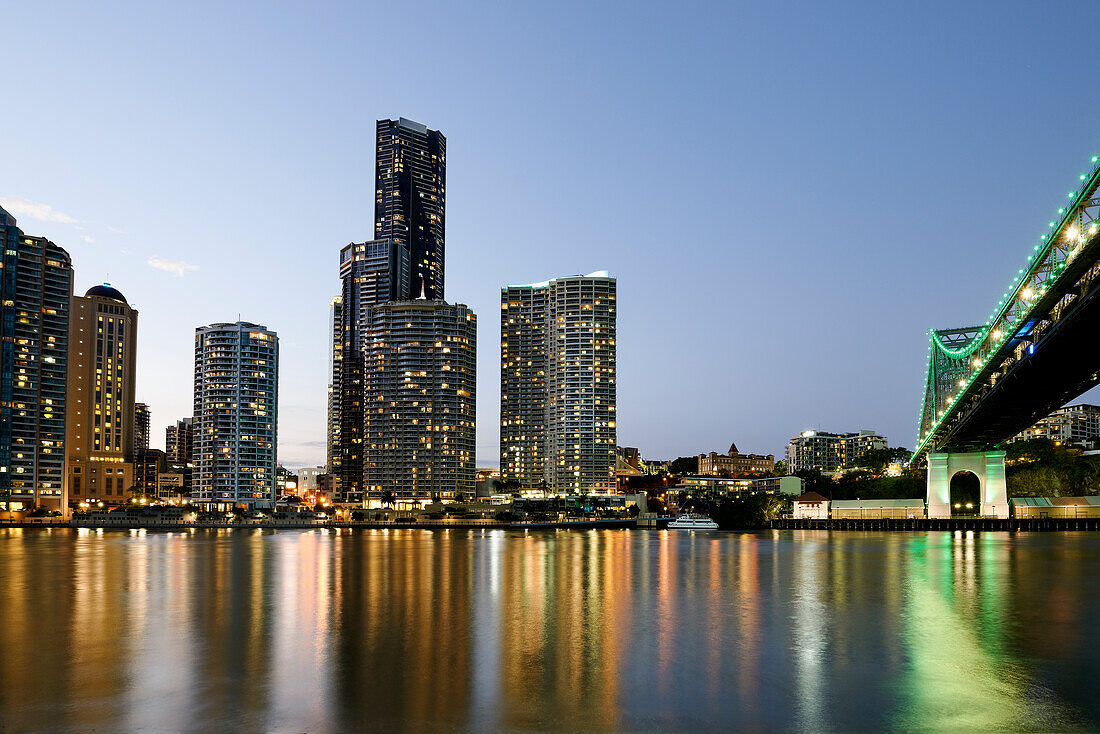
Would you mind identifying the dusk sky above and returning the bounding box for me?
[5,1,1100,468]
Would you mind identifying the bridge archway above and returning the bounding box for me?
[949,470,981,515]
[927,451,1008,518]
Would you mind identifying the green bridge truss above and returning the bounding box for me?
[915,150,1100,460]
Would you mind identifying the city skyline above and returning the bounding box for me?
[6,2,1100,469]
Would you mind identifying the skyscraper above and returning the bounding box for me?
[334,239,410,501]
[375,118,446,300]
[133,402,150,453]
[192,322,279,508]
[65,283,140,511]
[362,301,476,503]
[500,272,617,493]
[326,295,342,476]
[0,206,73,513]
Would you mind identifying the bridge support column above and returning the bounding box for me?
[927,450,1008,519]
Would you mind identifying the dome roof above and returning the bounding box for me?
[85,283,127,304]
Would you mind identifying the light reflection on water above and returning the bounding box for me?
[0,528,1096,732]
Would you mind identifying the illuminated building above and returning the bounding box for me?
[500,272,616,493]
[698,443,775,475]
[362,301,476,503]
[133,402,150,453]
[192,322,278,508]
[1009,403,1100,447]
[375,117,446,300]
[0,206,72,512]
[327,295,342,475]
[134,448,166,497]
[65,283,139,511]
[334,239,410,502]
[785,429,887,473]
[165,417,193,464]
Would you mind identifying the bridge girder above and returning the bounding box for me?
[916,152,1100,459]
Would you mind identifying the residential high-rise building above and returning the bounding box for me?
[0,206,73,513]
[785,430,887,474]
[375,118,446,300]
[1010,403,1100,447]
[500,272,617,493]
[362,301,476,503]
[334,240,410,502]
[133,402,150,453]
[192,322,279,508]
[326,295,342,475]
[65,284,140,511]
[165,418,194,464]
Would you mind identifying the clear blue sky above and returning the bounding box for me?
[4,1,1100,468]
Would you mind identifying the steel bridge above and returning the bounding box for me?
[916,149,1100,517]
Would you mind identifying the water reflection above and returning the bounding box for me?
[0,528,1098,731]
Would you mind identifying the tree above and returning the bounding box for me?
[381,490,396,509]
[668,456,698,476]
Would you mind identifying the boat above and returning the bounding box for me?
[667,513,719,530]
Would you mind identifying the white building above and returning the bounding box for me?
[192,322,279,509]
[500,272,617,493]
[792,491,830,519]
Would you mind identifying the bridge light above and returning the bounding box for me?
[1093,156,1098,163]
[1067,225,1079,240]
[1059,209,1065,215]
[1069,192,1076,198]
[1082,175,1088,181]
[1049,222,1055,227]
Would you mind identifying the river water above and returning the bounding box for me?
[0,527,1097,732]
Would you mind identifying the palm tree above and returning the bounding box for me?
[381,489,396,510]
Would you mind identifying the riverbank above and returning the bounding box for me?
[0,517,647,531]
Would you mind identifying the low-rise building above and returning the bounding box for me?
[698,443,775,475]
[793,491,830,519]
[678,475,802,496]
[157,473,186,502]
[830,498,925,519]
[1012,496,1100,518]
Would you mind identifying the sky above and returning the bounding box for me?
[4,0,1100,469]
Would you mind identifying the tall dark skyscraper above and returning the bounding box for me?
[334,240,410,501]
[0,206,73,513]
[375,118,446,300]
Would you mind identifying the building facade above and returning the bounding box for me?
[785,430,887,474]
[64,284,138,512]
[335,239,411,502]
[327,295,342,476]
[362,301,476,503]
[1010,403,1100,447]
[192,322,279,508]
[134,448,166,498]
[375,117,446,300]
[500,272,616,493]
[0,207,73,513]
[698,443,775,476]
[133,402,150,453]
[166,418,194,464]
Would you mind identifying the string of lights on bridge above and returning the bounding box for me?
[914,150,1100,457]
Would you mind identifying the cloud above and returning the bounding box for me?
[82,235,95,244]
[147,257,199,277]
[107,226,125,234]
[1,197,78,224]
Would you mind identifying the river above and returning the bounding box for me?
[0,527,1096,732]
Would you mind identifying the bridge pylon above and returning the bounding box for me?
[927,451,1008,518]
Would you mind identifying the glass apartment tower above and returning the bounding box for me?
[500,272,617,493]
[375,118,446,300]
[65,284,140,511]
[0,206,73,512]
[193,322,279,508]
[362,301,476,503]
[334,240,410,501]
